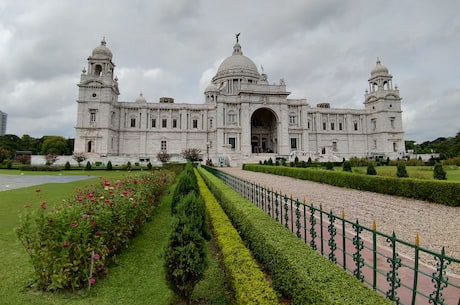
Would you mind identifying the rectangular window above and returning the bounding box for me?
[354,122,358,131]
[339,122,343,131]
[228,114,236,123]
[90,111,96,123]
[162,119,167,128]
[193,119,198,128]
[290,138,297,149]
[161,140,167,151]
[228,137,236,150]
[323,122,327,130]
[331,122,335,130]
[390,117,395,129]
[130,118,136,127]
[371,119,376,130]
[332,141,337,152]
[172,119,177,128]
[151,119,156,128]
[289,115,296,124]
[307,121,310,129]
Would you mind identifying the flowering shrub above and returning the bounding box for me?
[16,170,173,291]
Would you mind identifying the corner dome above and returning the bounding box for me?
[91,38,113,60]
[135,93,146,103]
[371,58,389,77]
[212,42,259,82]
[205,82,218,92]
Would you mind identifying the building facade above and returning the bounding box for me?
[0,110,7,136]
[74,38,405,165]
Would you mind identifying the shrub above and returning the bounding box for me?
[64,161,71,170]
[72,152,87,167]
[433,163,447,180]
[16,171,173,291]
[85,161,92,170]
[342,161,352,172]
[396,163,408,178]
[106,160,113,171]
[171,163,198,214]
[147,162,152,170]
[367,162,377,175]
[182,148,202,162]
[325,162,334,170]
[267,158,273,166]
[195,168,279,304]
[157,150,171,163]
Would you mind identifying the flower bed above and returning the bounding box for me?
[16,170,173,291]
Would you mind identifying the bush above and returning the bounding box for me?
[182,148,202,162]
[16,171,173,291]
[195,168,279,304]
[433,163,447,180]
[199,168,392,305]
[367,163,377,175]
[325,162,334,170]
[342,161,352,172]
[85,161,92,170]
[64,161,71,170]
[396,163,408,178]
[171,163,198,214]
[106,160,113,170]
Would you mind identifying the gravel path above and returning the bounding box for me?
[219,167,460,276]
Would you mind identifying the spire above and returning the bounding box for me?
[232,33,242,55]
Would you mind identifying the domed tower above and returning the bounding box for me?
[210,38,260,95]
[74,38,120,156]
[364,58,405,158]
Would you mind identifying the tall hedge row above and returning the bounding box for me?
[198,167,392,305]
[242,164,460,206]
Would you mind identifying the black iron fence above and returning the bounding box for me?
[203,166,460,305]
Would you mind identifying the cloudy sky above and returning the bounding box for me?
[1,0,459,143]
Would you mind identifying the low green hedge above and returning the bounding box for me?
[242,164,460,206]
[199,167,392,305]
[195,168,279,305]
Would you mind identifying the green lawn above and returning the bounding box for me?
[0,172,231,305]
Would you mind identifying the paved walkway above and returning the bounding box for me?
[0,174,95,192]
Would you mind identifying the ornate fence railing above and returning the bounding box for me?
[202,166,460,305]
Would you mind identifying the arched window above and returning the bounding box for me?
[94,64,102,76]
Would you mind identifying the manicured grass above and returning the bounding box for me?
[0,172,231,305]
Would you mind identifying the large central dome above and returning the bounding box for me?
[212,42,260,83]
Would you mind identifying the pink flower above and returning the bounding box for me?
[40,201,46,210]
[89,278,96,285]
[70,221,78,227]
[61,241,69,247]
[87,193,94,198]
[92,253,100,260]
[90,220,97,228]
[35,189,41,193]
[95,231,102,235]
[81,214,88,219]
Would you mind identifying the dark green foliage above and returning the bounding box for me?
[294,156,299,164]
[267,158,273,165]
[396,163,408,178]
[325,162,334,170]
[171,163,198,214]
[342,161,352,172]
[126,161,132,170]
[147,162,152,170]
[367,162,377,175]
[64,161,71,170]
[107,160,113,170]
[307,157,312,164]
[176,192,211,241]
[433,163,447,180]
[85,161,92,170]
[164,214,208,304]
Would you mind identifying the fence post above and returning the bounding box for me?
[309,204,317,250]
[328,211,337,264]
[386,232,401,304]
[429,247,450,305]
[372,220,377,290]
[352,220,364,282]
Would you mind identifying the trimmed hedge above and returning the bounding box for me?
[198,167,393,305]
[195,168,279,305]
[242,164,460,206]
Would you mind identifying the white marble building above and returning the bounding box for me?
[74,38,405,166]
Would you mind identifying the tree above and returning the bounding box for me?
[41,136,69,155]
[44,154,58,166]
[72,152,87,167]
[342,160,352,172]
[181,148,202,162]
[367,162,377,175]
[106,160,113,170]
[157,150,171,163]
[396,163,408,178]
[164,193,208,304]
[433,163,447,180]
[0,147,12,162]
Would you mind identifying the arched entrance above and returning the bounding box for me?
[251,108,277,153]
